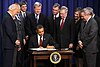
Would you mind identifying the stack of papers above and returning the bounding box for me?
[30,48,57,51]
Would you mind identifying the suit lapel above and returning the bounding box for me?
[60,17,68,30]
[81,19,90,33]
[42,34,47,47]
[35,35,38,47]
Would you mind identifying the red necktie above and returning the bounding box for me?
[40,37,43,47]
[60,18,64,30]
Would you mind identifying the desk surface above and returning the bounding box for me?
[30,49,74,55]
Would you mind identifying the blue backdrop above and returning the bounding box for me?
[0,0,100,67]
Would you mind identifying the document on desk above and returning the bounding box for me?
[30,48,57,51]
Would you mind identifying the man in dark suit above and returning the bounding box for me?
[17,1,31,67]
[18,1,31,37]
[29,25,58,49]
[25,2,48,37]
[78,8,98,67]
[48,3,60,40]
[86,7,100,67]
[94,15,100,67]
[74,7,83,67]
[1,3,21,67]
[56,6,75,49]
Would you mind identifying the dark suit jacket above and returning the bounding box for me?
[78,18,98,53]
[29,34,59,49]
[18,11,31,36]
[48,14,60,40]
[1,12,17,49]
[56,17,75,48]
[1,13,17,67]
[25,13,48,37]
[94,16,100,50]
[74,19,82,49]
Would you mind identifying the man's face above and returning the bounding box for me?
[80,12,87,22]
[34,6,41,14]
[60,10,67,19]
[52,7,59,15]
[37,28,44,36]
[21,5,27,12]
[13,6,20,16]
[74,11,80,20]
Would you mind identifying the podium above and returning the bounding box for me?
[29,49,74,67]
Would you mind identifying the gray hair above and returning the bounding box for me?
[81,7,92,15]
[85,7,94,15]
[34,2,42,8]
[8,3,20,10]
[53,3,60,8]
[60,6,68,13]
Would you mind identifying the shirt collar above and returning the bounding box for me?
[92,14,95,18]
[55,13,59,18]
[86,16,91,24]
[7,11,15,19]
[35,14,39,19]
[37,34,43,39]
[21,11,26,14]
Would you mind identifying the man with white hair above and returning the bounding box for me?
[25,2,48,37]
[78,8,98,67]
[1,3,21,67]
[55,6,75,67]
[56,6,75,49]
[86,7,100,67]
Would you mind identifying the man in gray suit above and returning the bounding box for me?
[78,8,98,67]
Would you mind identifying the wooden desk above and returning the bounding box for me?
[29,49,74,67]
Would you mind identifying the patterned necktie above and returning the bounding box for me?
[60,18,64,30]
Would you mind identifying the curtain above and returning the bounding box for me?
[0,0,100,66]
[0,0,100,23]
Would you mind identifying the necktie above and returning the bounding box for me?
[60,18,64,30]
[35,14,38,23]
[23,13,26,18]
[83,22,86,29]
[40,36,42,47]
[54,15,56,20]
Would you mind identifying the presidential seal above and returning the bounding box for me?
[50,52,61,64]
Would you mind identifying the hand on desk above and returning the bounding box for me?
[46,45,55,49]
[39,46,44,48]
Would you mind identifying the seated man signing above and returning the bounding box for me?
[29,25,59,49]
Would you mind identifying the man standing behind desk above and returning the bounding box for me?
[1,3,21,67]
[56,6,75,49]
[25,2,48,37]
[48,3,60,40]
